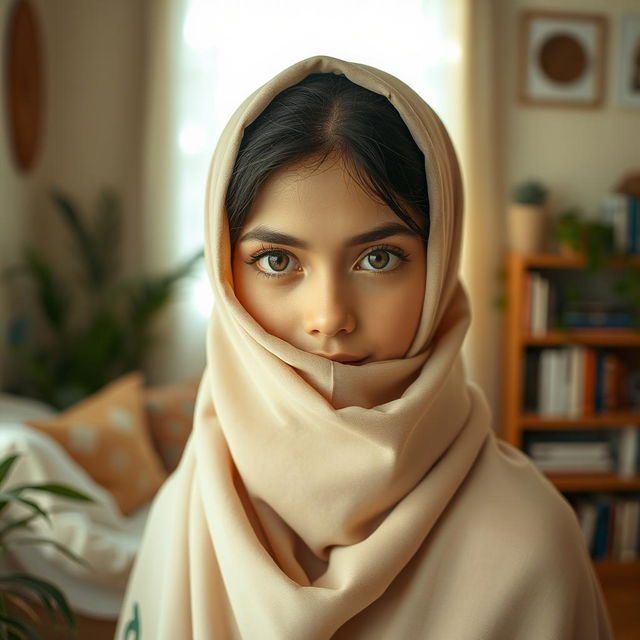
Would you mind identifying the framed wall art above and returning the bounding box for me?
[518,11,607,108]
[616,14,640,108]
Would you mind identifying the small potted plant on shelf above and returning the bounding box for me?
[507,179,549,255]
[554,208,583,257]
[553,207,616,272]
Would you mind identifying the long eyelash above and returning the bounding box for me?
[244,244,293,279]
[365,244,411,262]
[244,243,285,264]
[243,243,411,279]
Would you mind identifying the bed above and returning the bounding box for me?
[0,377,197,638]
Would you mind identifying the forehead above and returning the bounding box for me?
[243,155,420,234]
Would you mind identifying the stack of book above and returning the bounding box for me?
[523,346,627,416]
[529,440,613,473]
[573,493,640,561]
[526,425,639,476]
[522,274,635,335]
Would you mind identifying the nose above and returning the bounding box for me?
[302,272,356,337]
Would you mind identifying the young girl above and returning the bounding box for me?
[117,55,612,639]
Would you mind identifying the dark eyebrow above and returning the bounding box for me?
[238,222,420,249]
[345,222,421,247]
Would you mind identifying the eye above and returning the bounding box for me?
[355,245,410,272]
[245,247,300,278]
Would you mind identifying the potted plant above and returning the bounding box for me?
[2,188,204,409]
[553,207,616,272]
[507,180,549,254]
[0,452,94,638]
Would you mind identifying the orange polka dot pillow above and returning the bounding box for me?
[144,378,200,473]
[25,371,167,515]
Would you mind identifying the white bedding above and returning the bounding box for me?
[0,393,150,619]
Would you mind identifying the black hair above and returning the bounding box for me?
[225,72,430,251]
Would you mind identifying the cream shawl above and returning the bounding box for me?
[116,55,613,639]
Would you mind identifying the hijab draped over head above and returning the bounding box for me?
[116,55,612,639]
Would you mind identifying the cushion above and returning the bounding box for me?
[24,372,167,515]
[144,378,200,472]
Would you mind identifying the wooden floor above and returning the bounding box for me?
[5,603,117,639]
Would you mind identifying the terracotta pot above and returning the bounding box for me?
[507,203,547,254]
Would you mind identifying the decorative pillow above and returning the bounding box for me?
[24,372,167,515]
[144,378,200,472]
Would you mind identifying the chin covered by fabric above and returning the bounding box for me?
[116,55,613,639]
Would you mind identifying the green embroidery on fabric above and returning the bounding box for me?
[123,602,141,639]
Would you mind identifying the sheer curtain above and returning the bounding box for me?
[141,0,502,425]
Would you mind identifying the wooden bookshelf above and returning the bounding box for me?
[526,331,640,347]
[594,560,640,582]
[547,474,640,492]
[501,251,640,583]
[520,412,640,429]
[512,252,640,269]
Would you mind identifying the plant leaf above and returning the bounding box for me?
[0,613,41,640]
[0,515,40,540]
[3,592,40,628]
[19,249,69,335]
[50,189,102,289]
[0,457,20,489]
[5,485,94,504]
[93,189,122,282]
[0,539,91,571]
[0,494,50,525]
[0,575,75,630]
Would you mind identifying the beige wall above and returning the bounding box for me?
[498,0,640,217]
[0,0,28,387]
[0,0,147,388]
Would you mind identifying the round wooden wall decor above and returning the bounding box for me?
[4,0,44,172]
[538,33,588,84]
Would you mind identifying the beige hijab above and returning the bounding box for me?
[116,55,612,639]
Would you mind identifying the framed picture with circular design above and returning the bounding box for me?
[518,11,607,108]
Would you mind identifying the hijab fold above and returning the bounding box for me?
[117,55,612,639]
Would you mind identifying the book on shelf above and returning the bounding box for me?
[525,346,628,417]
[563,310,635,329]
[530,441,611,459]
[531,273,549,335]
[522,271,637,333]
[533,458,613,472]
[598,192,640,255]
[618,425,640,478]
[524,426,639,475]
[573,494,640,562]
[528,438,614,474]
[613,499,640,561]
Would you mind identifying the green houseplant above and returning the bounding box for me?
[0,452,94,639]
[507,179,549,254]
[2,188,204,409]
[614,266,640,328]
[553,207,616,272]
[512,181,548,206]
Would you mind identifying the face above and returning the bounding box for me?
[231,154,427,365]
